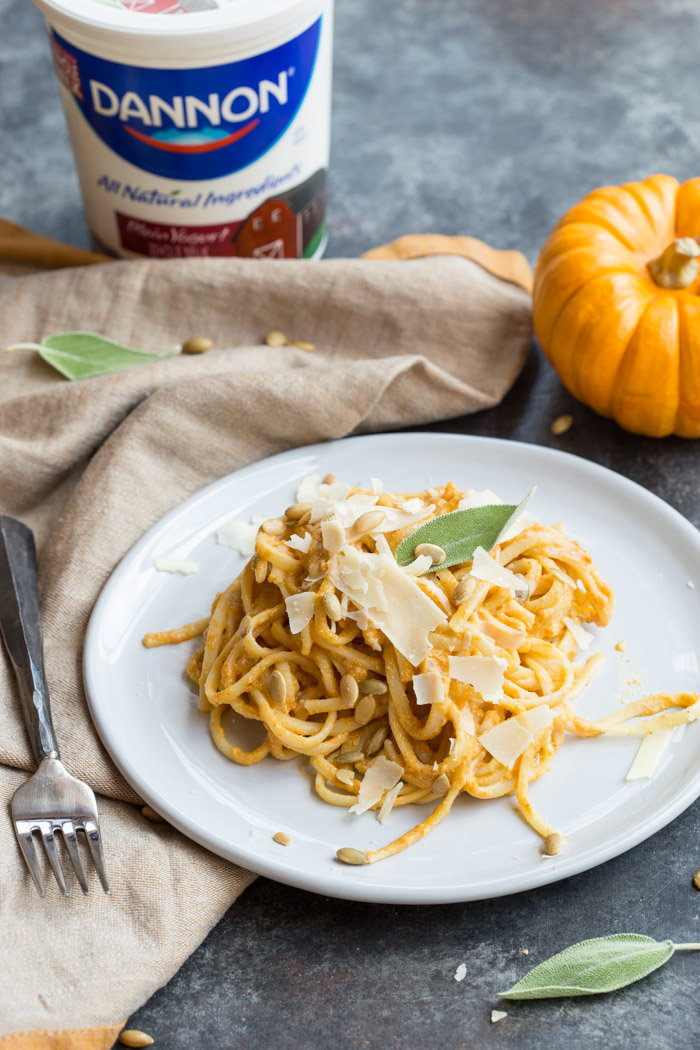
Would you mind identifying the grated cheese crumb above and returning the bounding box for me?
[153,557,199,575]
[454,963,467,982]
[491,1010,507,1023]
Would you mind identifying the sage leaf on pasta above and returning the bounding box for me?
[395,488,534,572]
[498,934,685,1000]
[8,332,180,380]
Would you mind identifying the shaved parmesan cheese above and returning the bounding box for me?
[154,557,199,575]
[398,497,429,513]
[479,619,527,650]
[336,768,355,787]
[460,706,476,736]
[402,554,433,576]
[563,616,594,650]
[285,592,316,634]
[296,474,323,503]
[217,519,258,556]
[377,781,402,824]
[478,705,555,768]
[433,760,439,771]
[449,655,507,702]
[321,520,346,553]
[413,670,444,706]
[371,477,384,494]
[626,729,673,781]
[329,546,447,665]
[454,963,467,982]
[491,1010,507,1023]
[470,547,523,591]
[287,532,312,553]
[349,755,402,815]
[311,498,432,535]
[457,489,503,510]
[374,534,393,558]
[325,482,351,501]
[346,607,370,631]
[448,736,456,755]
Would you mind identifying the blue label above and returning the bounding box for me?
[51,20,320,181]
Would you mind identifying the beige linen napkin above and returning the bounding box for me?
[0,223,532,1049]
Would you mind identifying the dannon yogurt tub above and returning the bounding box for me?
[32,0,333,259]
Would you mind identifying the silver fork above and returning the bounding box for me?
[0,516,109,897]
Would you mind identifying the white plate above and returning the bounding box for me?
[84,433,700,904]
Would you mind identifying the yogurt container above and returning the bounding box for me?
[32,0,332,259]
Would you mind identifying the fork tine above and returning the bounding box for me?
[83,820,110,893]
[61,821,88,895]
[15,824,45,898]
[39,822,68,896]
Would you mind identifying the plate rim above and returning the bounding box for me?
[84,431,700,904]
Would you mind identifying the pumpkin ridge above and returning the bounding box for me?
[625,182,668,240]
[611,295,679,437]
[554,208,641,254]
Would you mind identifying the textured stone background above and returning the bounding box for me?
[3,0,700,1046]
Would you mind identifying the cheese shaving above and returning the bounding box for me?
[377,781,402,824]
[153,557,199,575]
[469,546,523,591]
[329,546,447,665]
[285,592,316,634]
[401,554,433,576]
[626,729,673,781]
[287,532,312,553]
[349,755,402,815]
[217,519,258,556]
[563,616,594,650]
[449,655,507,702]
[321,520,346,553]
[371,477,384,494]
[491,1010,507,1023]
[478,705,555,768]
[412,670,444,706]
[296,474,323,503]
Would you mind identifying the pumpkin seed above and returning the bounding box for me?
[273,831,292,846]
[431,774,450,796]
[544,831,563,856]
[141,805,165,823]
[264,330,287,347]
[551,414,573,436]
[323,473,338,484]
[261,517,286,536]
[268,669,287,705]
[254,557,268,584]
[335,750,364,764]
[365,726,388,757]
[358,678,387,695]
[289,340,317,352]
[350,509,385,538]
[354,695,376,726]
[340,673,359,705]
[323,592,343,622]
[336,847,368,865]
[452,577,473,604]
[693,869,700,891]
[181,336,214,354]
[414,542,447,566]
[118,1032,154,1048]
[285,502,311,521]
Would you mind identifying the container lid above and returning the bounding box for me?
[34,0,321,44]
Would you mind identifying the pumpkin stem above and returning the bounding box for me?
[648,237,700,289]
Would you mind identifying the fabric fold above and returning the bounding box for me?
[0,227,532,1046]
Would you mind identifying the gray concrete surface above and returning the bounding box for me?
[2,0,700,1046]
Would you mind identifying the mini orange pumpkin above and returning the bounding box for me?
[534,173,700,438]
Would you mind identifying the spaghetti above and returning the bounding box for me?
[143,480,700,865]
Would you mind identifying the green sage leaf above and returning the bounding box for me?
[395,488,535,572]
[498,934,676,1000]
[8,332,180,380]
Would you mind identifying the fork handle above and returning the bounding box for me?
[0,516,60,764]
